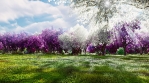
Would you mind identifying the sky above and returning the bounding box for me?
[0,0,78,34]
[0,0,148,35]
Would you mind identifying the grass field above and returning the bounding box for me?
[0,54,149,83]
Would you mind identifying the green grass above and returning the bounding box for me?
[0,54,149,83]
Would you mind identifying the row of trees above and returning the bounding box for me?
[85,19,144,56]
[0,20,149,56]
[0,29,62,54]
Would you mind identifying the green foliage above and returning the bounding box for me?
[24,48,27,54]
[0,50,2,53]
[116,47,124,55]
[106,50,110,54]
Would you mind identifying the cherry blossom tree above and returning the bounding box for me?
[41,29,63,54]
[111,20,141,55]
[86,43,96,53]
[58,24,88,55]
[106,42,119,54]
[0,41,3,51]
[135,31,149,54]
[0,32,29,54]
[0,33,17,53]
[16,32,29,53]
[58,32,73,54]
[24,35,43,53]
[90,24,110,56]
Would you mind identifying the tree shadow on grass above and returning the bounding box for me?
[22,65,148,83]
[0,64,149,83]
[20,65,80,83]
[141,65,149,69]
[76,66,147,83]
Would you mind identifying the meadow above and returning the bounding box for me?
[0,54,149,83]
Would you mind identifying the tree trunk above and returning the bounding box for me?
[144,47,148,54]
[101,43,107,56]
[140,47,143,55]
[124,45,127,56]
[79,48,81,55]
[84,48,86,55]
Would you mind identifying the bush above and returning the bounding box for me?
[116,47,124,55]
[0,50,2,53]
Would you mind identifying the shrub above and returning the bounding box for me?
[0,50,2,53]
[116,47,124,55]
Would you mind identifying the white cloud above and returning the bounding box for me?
[15,18,70,34]
[0,26,7,34]
[0,0,62,22]
[0,0,78,34]
[57,4,78,26]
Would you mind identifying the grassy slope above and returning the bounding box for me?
[0,54,149,83]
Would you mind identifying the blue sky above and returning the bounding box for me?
[0,0,148,35]
[0,0,78,34]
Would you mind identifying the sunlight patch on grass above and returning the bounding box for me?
[43,68,55,72]
[0,54,149,82]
